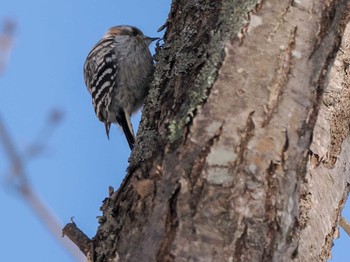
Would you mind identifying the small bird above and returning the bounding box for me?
[84,25,158,149]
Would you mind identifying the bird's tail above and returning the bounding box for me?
[117,109,135,150]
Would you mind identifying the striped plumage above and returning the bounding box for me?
[84,25,157,149]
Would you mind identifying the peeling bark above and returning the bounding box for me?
[299,17,350,262]
[74,1,350,261]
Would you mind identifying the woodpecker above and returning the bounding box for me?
[84,25,158,149]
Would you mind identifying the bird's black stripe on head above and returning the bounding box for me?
[130,26,143,36]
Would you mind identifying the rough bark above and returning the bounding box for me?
[299,17,350,261]
[87,1,350,261]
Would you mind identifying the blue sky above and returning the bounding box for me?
[0,1,349,261]
[0,0,170,261]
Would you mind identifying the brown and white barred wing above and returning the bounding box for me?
[83,37,118,123]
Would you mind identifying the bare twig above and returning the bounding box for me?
[25,109,64,159]
[0,19,84,262]
[62,219,92,256]
[340,216,350,237]
[0,19,15,74]
[0,115,85,261]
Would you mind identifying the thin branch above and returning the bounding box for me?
[0,19,85,261]
[0,19,15,74]
[25,109,64,159]
[340,216,350,237]
[0,115,85,262]
[62,219,92,256]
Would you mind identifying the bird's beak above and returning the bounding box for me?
[143,36,160,46]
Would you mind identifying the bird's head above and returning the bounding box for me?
[105,25,158,46]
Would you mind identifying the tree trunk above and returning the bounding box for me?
[89,1,350,261]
